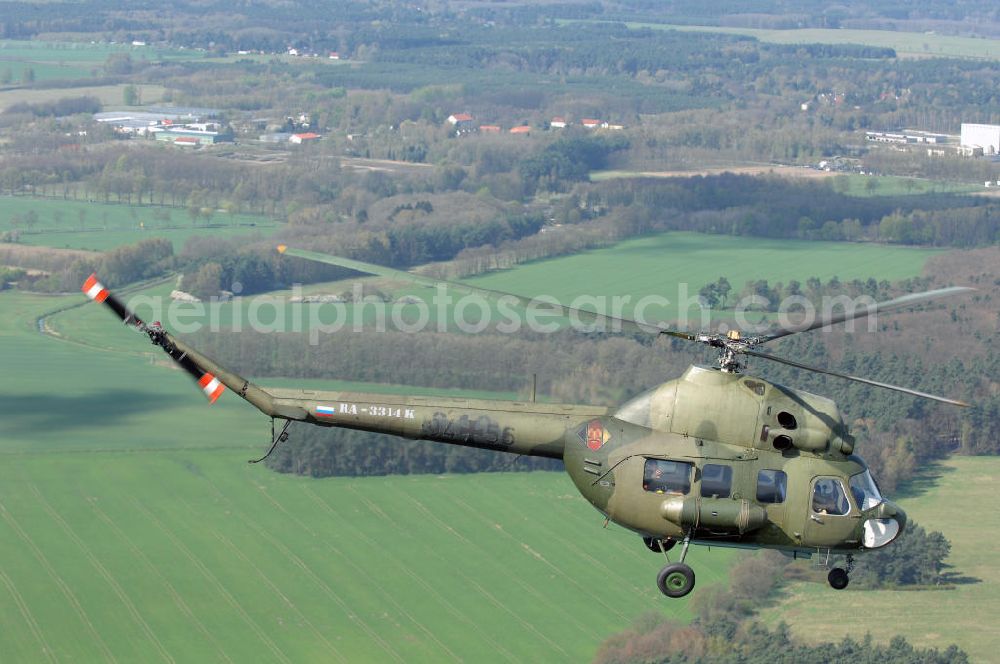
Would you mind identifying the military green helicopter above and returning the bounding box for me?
[81,249,972,599]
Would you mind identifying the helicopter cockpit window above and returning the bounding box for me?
[756,470,787,504]
[643,459,693,495]
[849,470,884,510]
[701,464,733,498]
[812,478,851,515]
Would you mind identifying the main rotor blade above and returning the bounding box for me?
[742,348,970,407]
[759,286,975,343]
[278,245,696,339]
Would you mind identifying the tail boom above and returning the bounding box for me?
[268,387,609,459]
[84,273,606,460]
[153,332,603,459]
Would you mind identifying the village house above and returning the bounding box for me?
[447,113,473,127]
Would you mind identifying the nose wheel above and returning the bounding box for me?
[827,567,849,589]
[655,530,696,598]
[657,563,696,598]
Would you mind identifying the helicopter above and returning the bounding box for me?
[80,248,973,599]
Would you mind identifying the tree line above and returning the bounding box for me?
[596,548,966,664]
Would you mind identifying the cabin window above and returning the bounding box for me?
[849,470,884,511]
[643,459,692,495]
[812,478,851,515]
[756,469,787,504]
[701,464,733,498]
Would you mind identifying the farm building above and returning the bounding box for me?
[290,132,321,144]
[961,123,1000,155]
[155,127,229,146]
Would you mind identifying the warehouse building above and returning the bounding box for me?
[961,123,1000,156]
[154,127,231,146]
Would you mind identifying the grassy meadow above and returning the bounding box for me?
[758,457,1000,663]
[0,290,740,662]
[1,196,277,251]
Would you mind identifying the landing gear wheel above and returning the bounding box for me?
[827,567,849,590]
[657,563,696,598]
[643,537,676,554]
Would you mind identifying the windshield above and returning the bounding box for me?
[849,470,884,510]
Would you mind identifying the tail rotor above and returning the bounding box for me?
[81,273,226,404]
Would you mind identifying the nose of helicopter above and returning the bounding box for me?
[862,500,906,548]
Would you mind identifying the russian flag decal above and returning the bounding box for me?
[316,405,336,417]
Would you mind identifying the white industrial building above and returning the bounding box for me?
[960,123,1000,155]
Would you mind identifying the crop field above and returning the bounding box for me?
[758,456,1000,663]
[1,196,277,251]
[615,22,1000,61]
[0,290,739,662]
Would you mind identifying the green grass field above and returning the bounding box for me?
[831,174,981,197]
[464,232,940,321]
[0,452,740,662]
[0,83,168,112]
[0,60,93,82]
[45,232,941,343]
[758,457,1000,663]
[0,39,205,83]
[592,170,980,197]
[1,196,277,251]
[616,22,1000,60]
[0,40,199,64]
[0,290,739,662]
